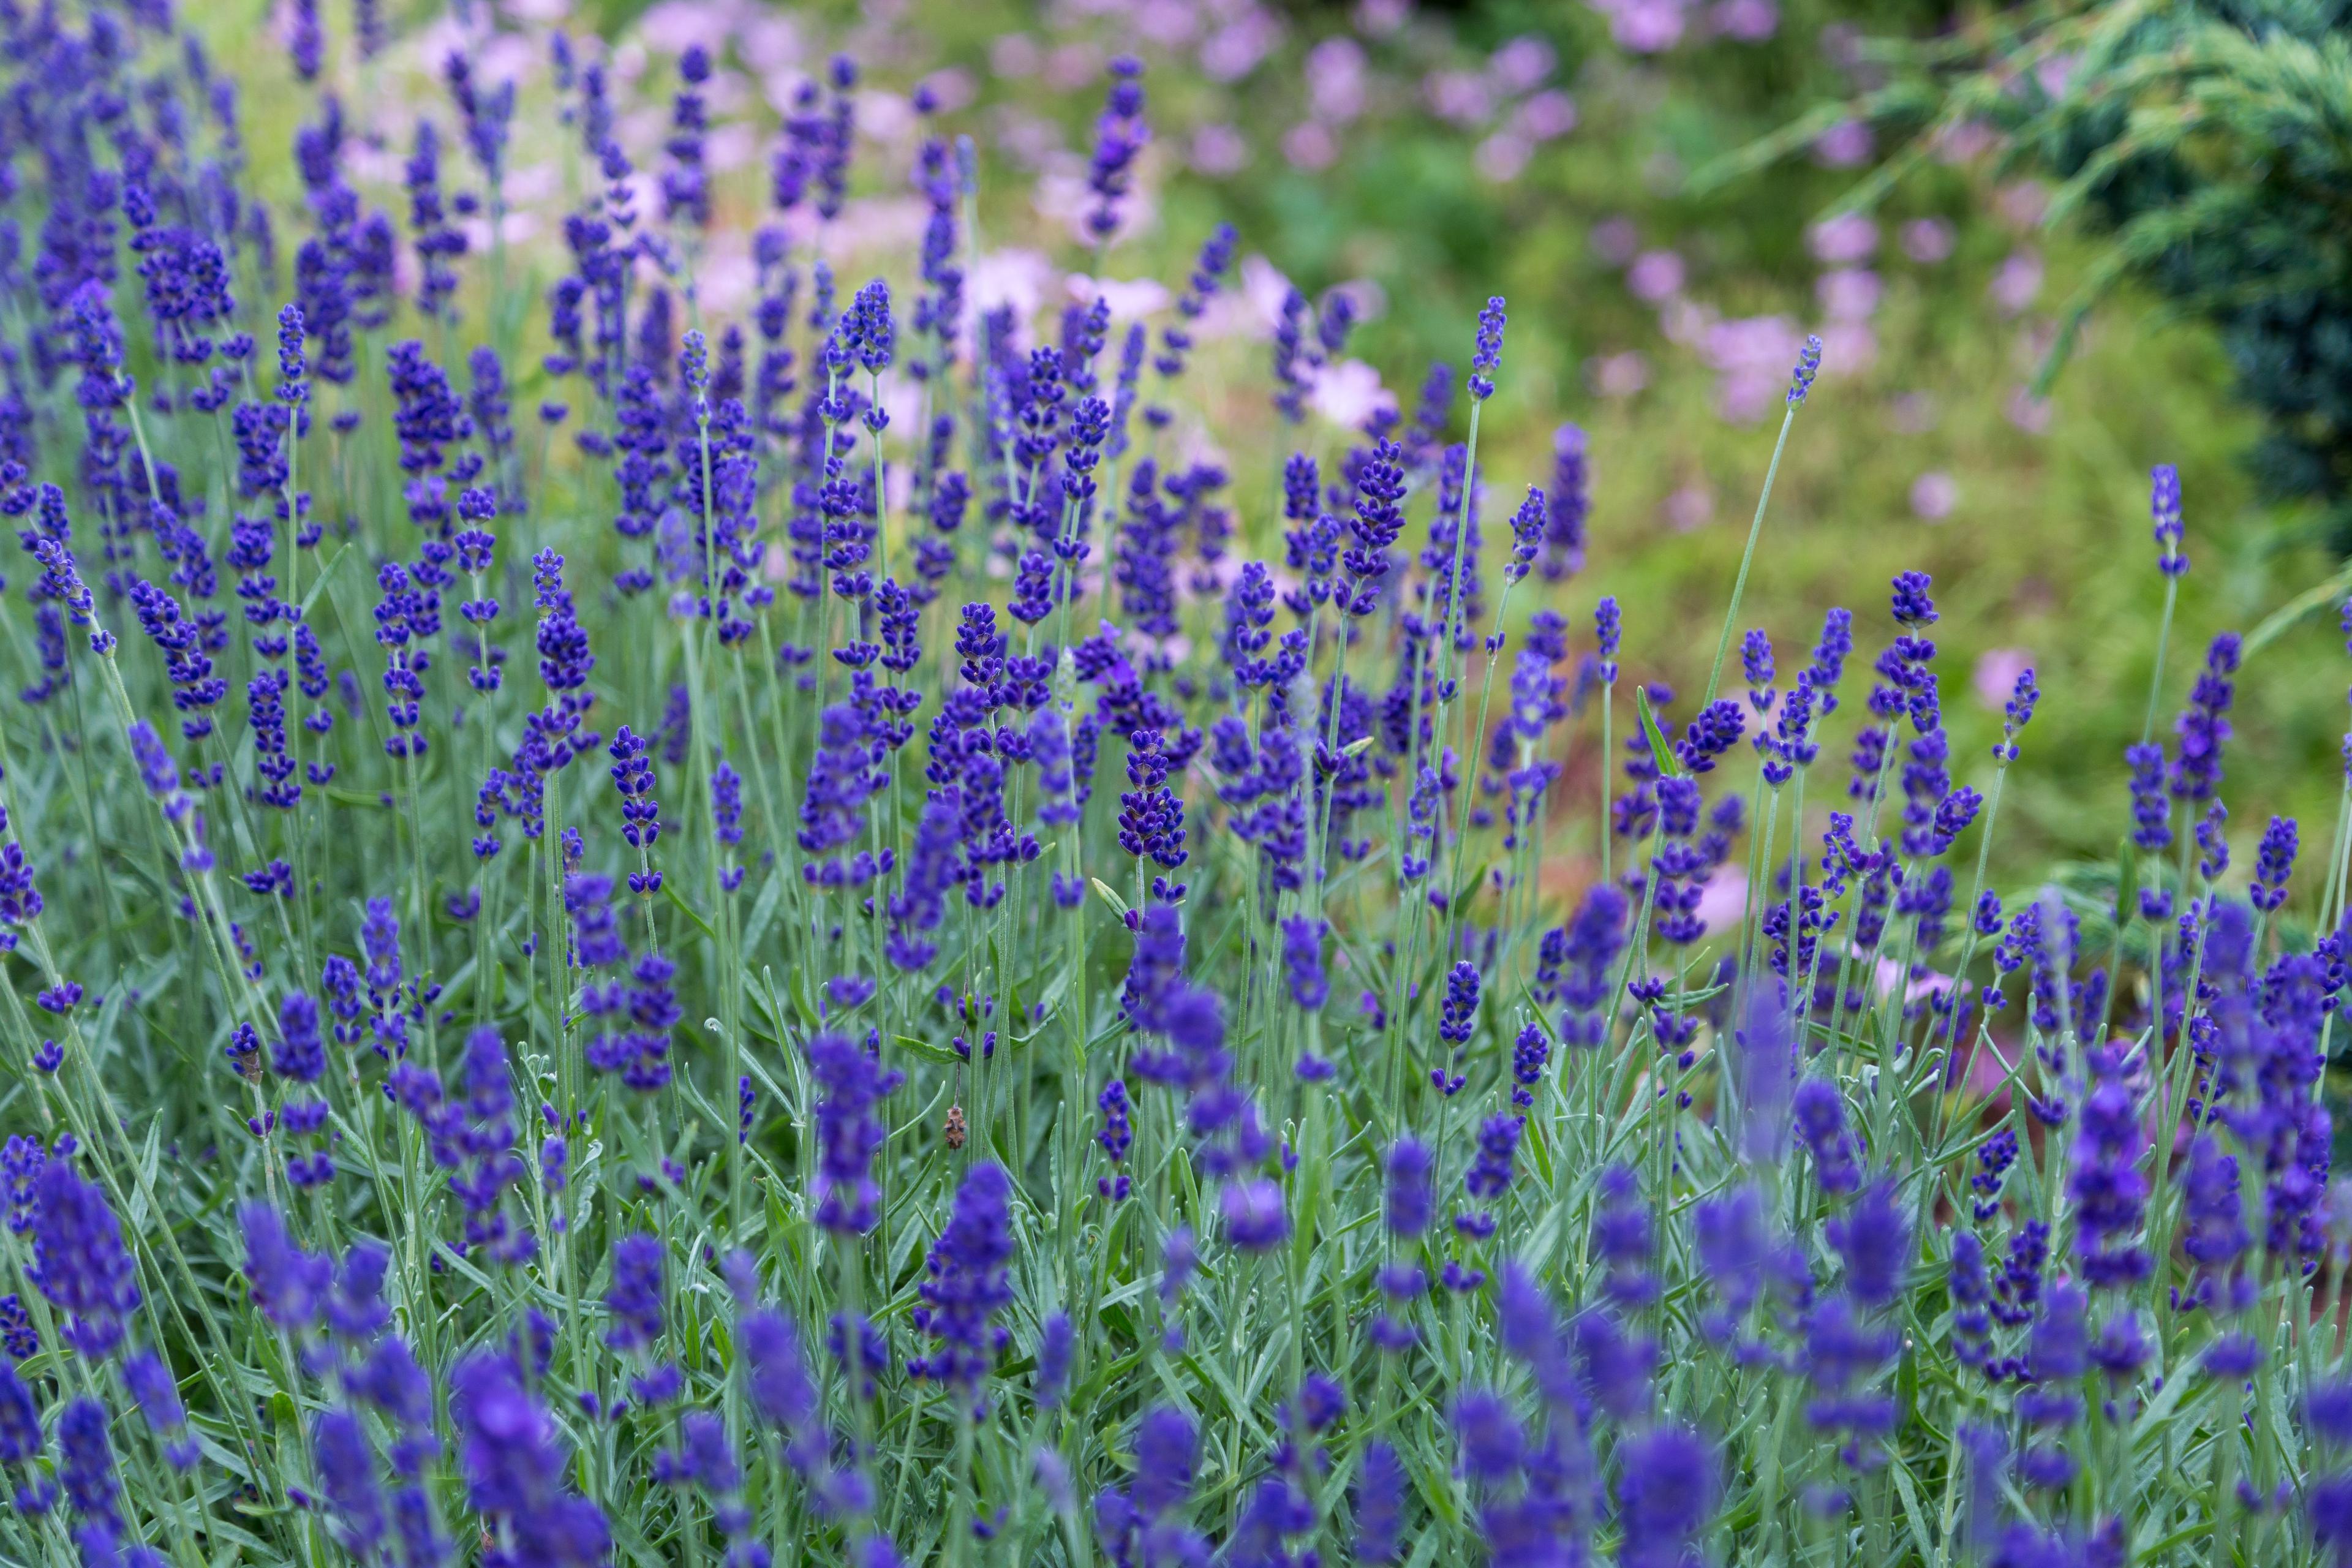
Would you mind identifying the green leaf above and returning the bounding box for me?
[741,864,786,955]
[1637,685,1686,779]
[295,541,350,617]
[892,1033,963,1066]
[2113,835,2141,922]
[663,880,719,940]
[2243,560,2352,662]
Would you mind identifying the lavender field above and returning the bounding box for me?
[0,0,2348,1565]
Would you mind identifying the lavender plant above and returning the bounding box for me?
[0,7,2345,1568]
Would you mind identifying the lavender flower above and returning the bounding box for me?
[1467,297,1506,401]
[1550,883,1627,1049]
[450,1351,610,1561]
[1996,666,2039,762]
[1786,335,1823,404]
[1221,1177,1289,1251]
[121,1351,197,1469]
[1354,1441,1406,1564]
[2152,463,2187,576]
[2168,633,2241,805]
[242,1201,331,1333]
[2252,815,2298,913]
[807,1032,903,1235]
[1085,58,1150,243]
[1281,916,1329,1011]
[1617,1427,1714,1567]
[1438,960,1480,1045]
[1385,1138,1434,1237]
[2070,1045,2150,1289]
[2127,743,2171,851]
[28,1161,141,1357]
[909,1162,1017,1406]
[1795,1080,1861,1194]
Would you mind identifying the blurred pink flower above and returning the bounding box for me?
[990,34,1039,77]
[1812,119,1872,168]
[818,197,929,260]
[636,0,731,55]
[460,212,540,252]
[1875,957,1954,1006]
[1815,267,1882,322]
[1663,482,1716,532]
[1910,472,1958,522]
[1900,217,1956,264]
[1703,315,1805,421]
[706,121,759,174]
[969,248,1057,325]
[877,379,924,470]
[1817,322,1875,376]
[1994,182,2049,229]
[1989,250,2043,316]
[1626,249,1685,303]
[1189,124,1248,177]
[1135,0,1200,45]
[1709,0,1777,41]
[1698,867,1749,934]
[1474,134,1531,183]
[1589,0,1688,53]
[1201,12,1284,82]
[1806,213,1877,265]
[1936,121,1998,164]
[1514,90,1577,141]
[1306,38,1368,123]
[696,243,758,315]
[500,162,560,208]
[701,71,753,119]
[1045,44,1104,92]
[1658,296,1714,347]
[2006,386,2053,435]
[1488,36,1556,92]
[1357,0,1411,34]
[345,139,404,187]
[616,105,669,163]
[1422,69,1491,126]
[1890,391,1939,434]
[1308,360,1396,428]
[1590,216,1640,266]
[1240,254,1296,333]
[1283,123,1339,171]
[988,108,1065,170]
[1973,648,2034,712]
[738,16,802,72]
[2034,52,2075,99]
[1586,351,1651,398]
[1066,274,1173,320]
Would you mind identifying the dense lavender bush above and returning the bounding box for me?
[0,5,2349,1567]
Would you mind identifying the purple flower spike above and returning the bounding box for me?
[1468,297,1506,400]
[1787,334,1823,404]
[2152,464,2187,576]
[1085,58,1150,243]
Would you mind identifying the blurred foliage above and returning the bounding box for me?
[1856,0,2352,552]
